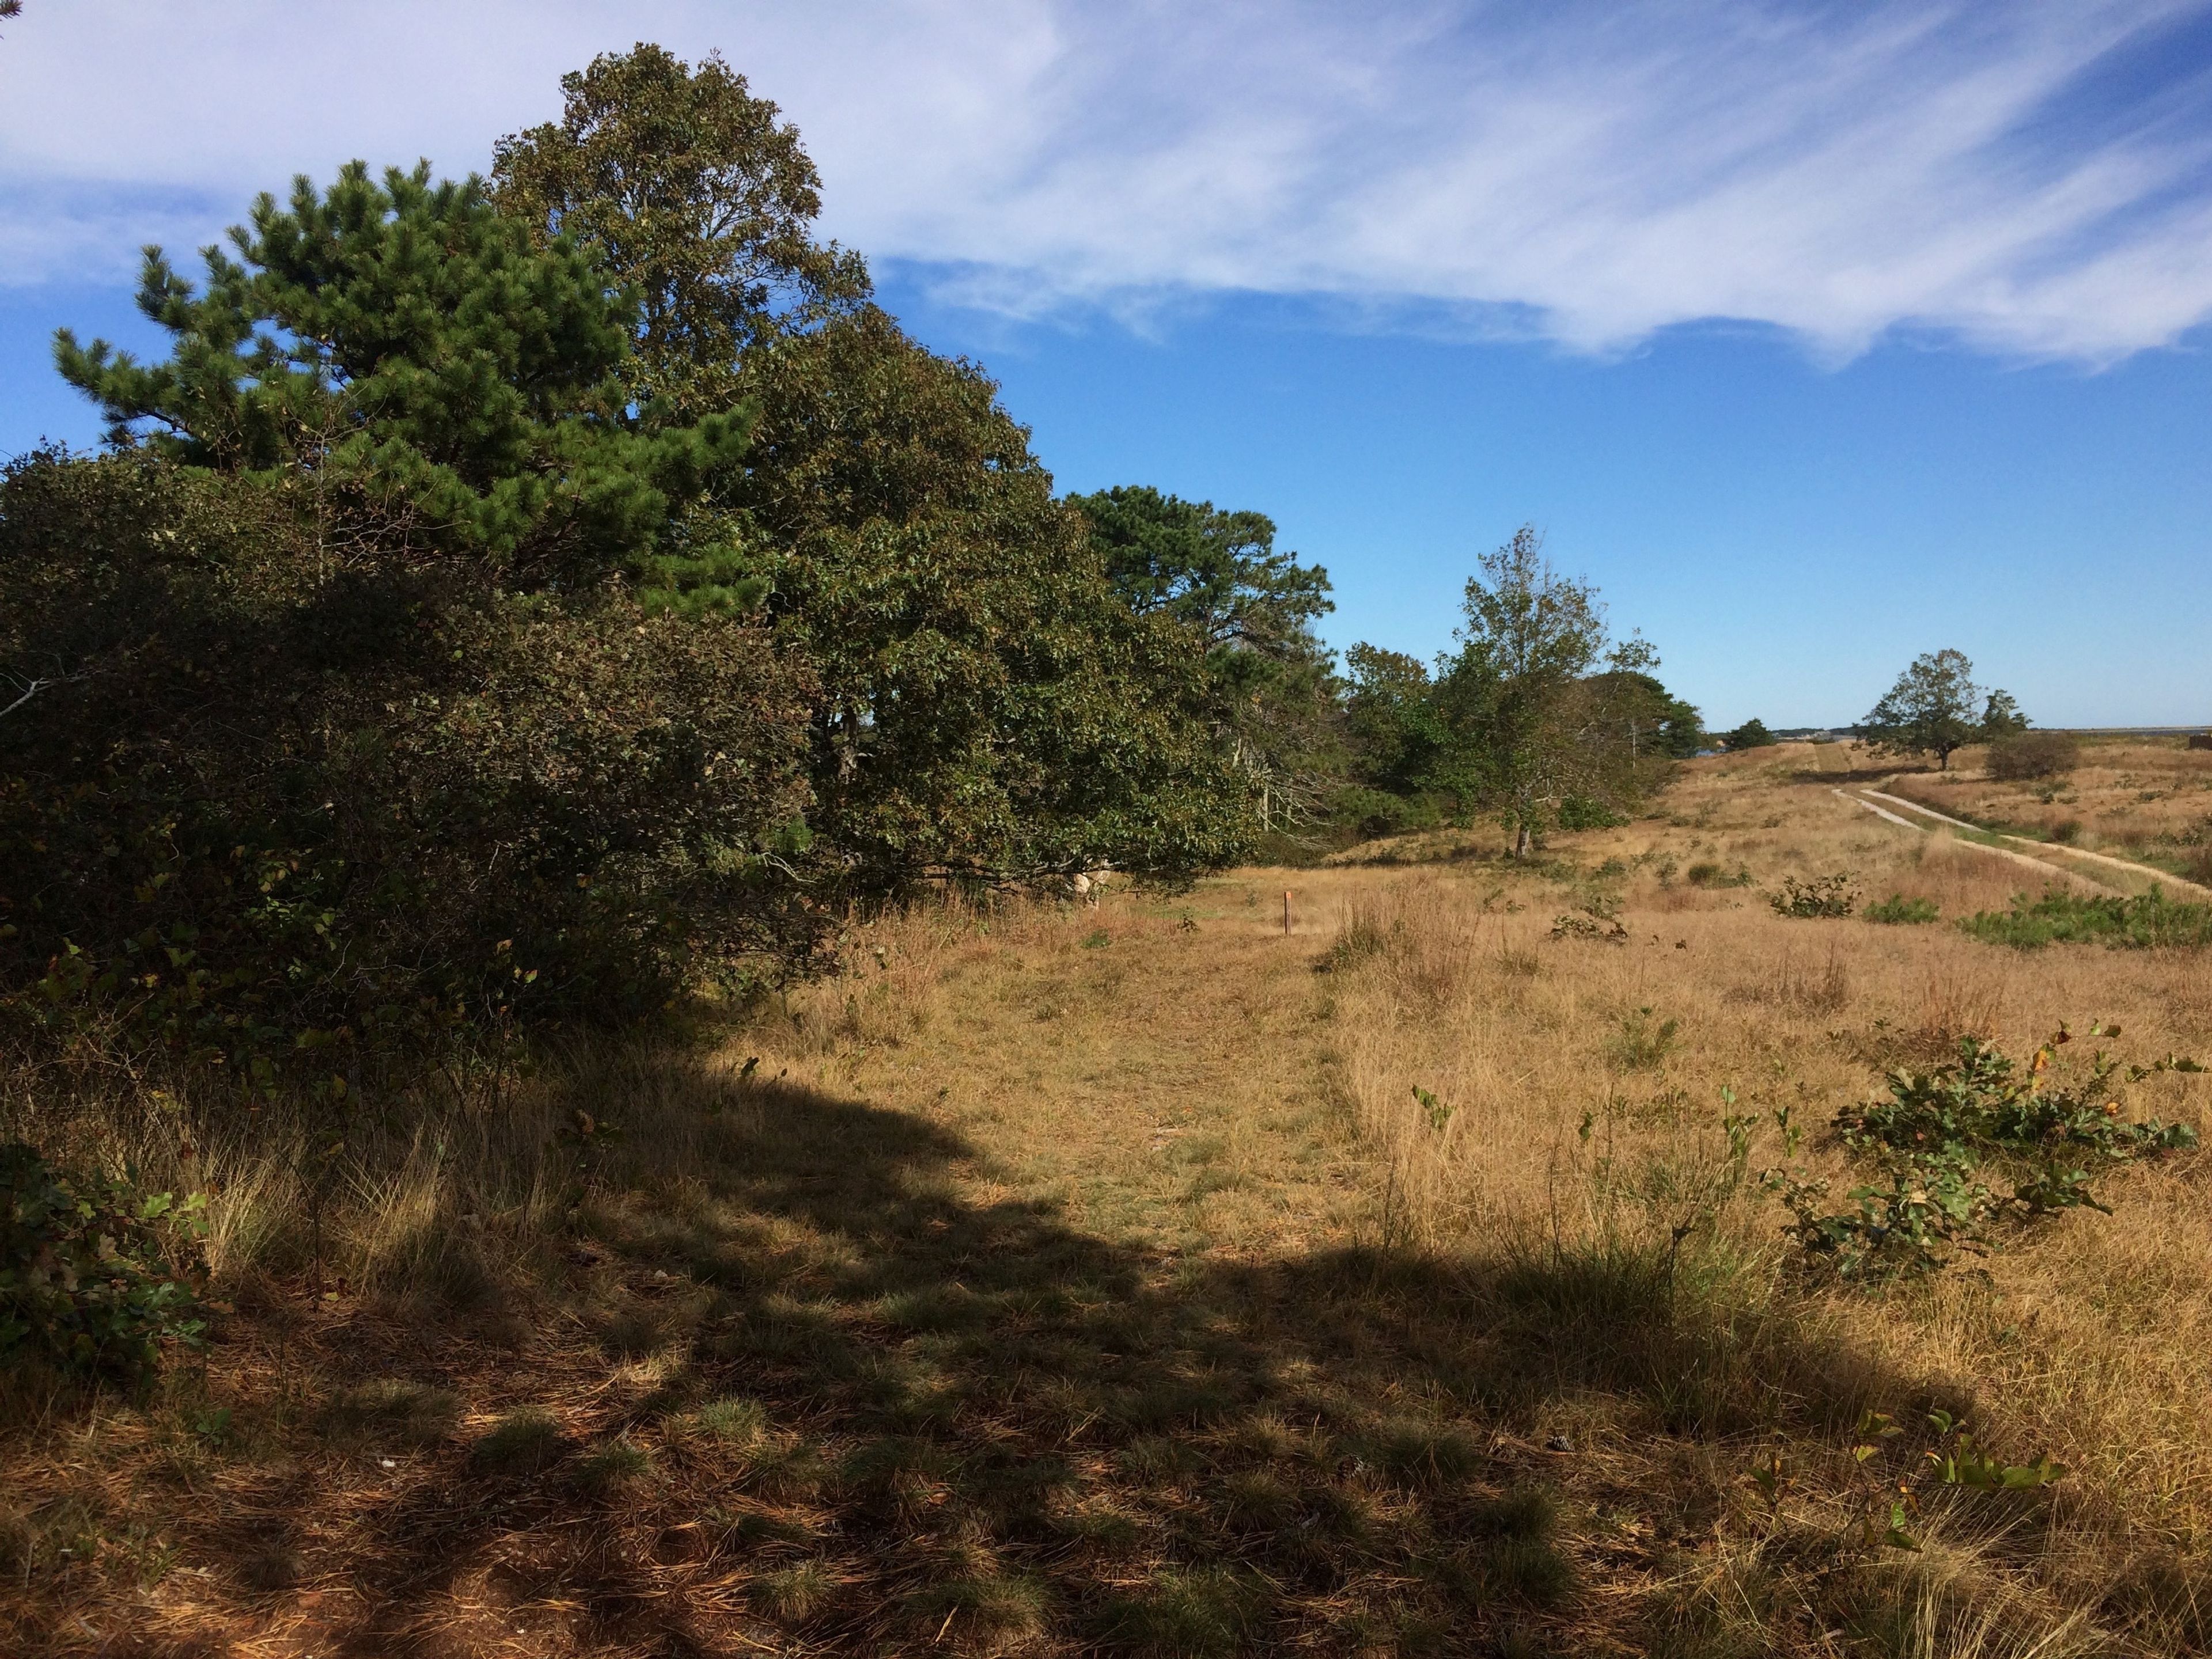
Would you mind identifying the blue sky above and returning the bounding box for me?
[5,1,2210,727]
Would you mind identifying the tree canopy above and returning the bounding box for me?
[491,43,872,418]
[1073,486,1337,836]
[726,312,1253,888]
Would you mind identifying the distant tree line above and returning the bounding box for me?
[1,44,1701,1109]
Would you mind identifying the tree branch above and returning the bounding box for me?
[0,672,82,722]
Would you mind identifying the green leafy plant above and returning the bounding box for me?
[0,1142,208,1381]
[1763,1024,2200,1277]
[1412,1085,1454,1132]
[1865,894,1940,925]
[1823,1407,2065,1555]
[1922,1409,2064,1490]
[1769,872,1858,918]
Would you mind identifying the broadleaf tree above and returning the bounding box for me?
[729,310,1255,890]
[491,43,872,419]
[1862,649,2018,771]
[1434,525,1657,856]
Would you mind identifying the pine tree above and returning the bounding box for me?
[53,161,749,587]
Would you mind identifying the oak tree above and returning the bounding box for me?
[1862,649,2016,771]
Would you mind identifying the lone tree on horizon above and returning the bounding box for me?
[1862,648,2021,771]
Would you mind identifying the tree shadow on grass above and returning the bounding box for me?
[33,1055,1937,1658]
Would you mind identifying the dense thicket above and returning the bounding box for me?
[729,313,1253,887]
[6,160,823,1103]
[493,48,1257,891]
[1073,486,1339,840]
[0,450,817,1094]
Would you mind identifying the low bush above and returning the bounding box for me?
[1686,861,1751,888]
[1768,872,1858,918]
[1864,894,1939,925]
[1988,730,2080,781]
[0,1142,208,1382]
[1557,794,1628,831]
[1764,1025,2200,1278]
[1962,888,2212,950]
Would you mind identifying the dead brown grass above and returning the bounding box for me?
[4,747,2211,1655]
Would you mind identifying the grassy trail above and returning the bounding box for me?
[6,888,1619,1658]
[817,887,1365,1262]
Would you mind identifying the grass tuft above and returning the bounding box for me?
[470,1407,565,1474]
[752,1559,836,1623]
[1100,1563,1267,1657]
[574,1437,653,1494]
[692,1393,769,1446]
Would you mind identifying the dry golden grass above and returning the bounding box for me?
[5,744,2211,1655]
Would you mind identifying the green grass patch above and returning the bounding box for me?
[574,1437,653,1494]
[1100,1563,1268,1656]
[471,1407,565,1473]
[1961,887,2212,950]
[1865,894,1940,925]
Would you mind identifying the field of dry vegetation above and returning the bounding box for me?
[6,741,2212,1657]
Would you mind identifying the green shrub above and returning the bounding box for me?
[1987,730,2080,781]
[0,452,825,1096]
[1865,894,1940,925]
[1763,1025,2200,1278]
[1768,872,1858,918]
[1961,888,2212,950]
[0,1142,207,1382]
[1685,861,1751,888]
[1557,794,1628,831]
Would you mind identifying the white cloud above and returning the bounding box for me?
[4,0,2210,360]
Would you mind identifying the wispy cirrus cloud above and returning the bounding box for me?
[4,0,2210,361]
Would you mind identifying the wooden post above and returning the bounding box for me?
[1283,889,1292,935]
